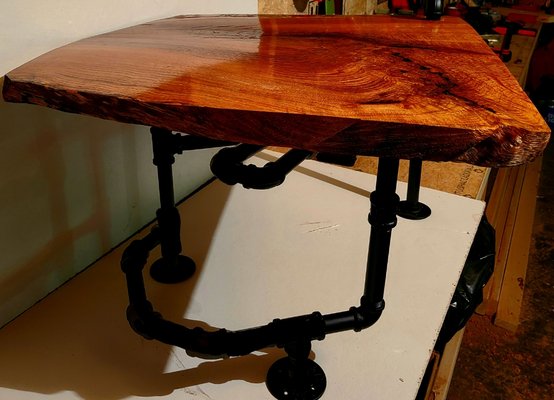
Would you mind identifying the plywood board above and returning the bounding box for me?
[269,148,489,200]
[495,157,543,331]
[429,329,466,400]
[353,157,489,200]
[258,0,308,14]
[478,167,522,316]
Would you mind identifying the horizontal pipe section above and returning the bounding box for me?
[121,228,385,359]
[210,144,313,189]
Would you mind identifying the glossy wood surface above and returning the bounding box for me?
[2,15,550,166]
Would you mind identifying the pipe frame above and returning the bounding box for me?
[122,136,401,358]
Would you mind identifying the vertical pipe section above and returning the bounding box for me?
[363,158,400,307]
[397,159,431,220]
[149,127,195,283]
[151,127,181,263]
[406,158,423,204]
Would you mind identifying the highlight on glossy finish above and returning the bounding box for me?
[2,15,550,166]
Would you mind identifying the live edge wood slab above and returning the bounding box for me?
[2,15,550,167]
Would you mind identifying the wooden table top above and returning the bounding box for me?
[2,15,549,167]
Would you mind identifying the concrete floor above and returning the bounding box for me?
[447,140,554,399]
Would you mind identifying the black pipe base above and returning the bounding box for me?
[149,255,196,283]
[266,357,326,400]
[397,200,431,220]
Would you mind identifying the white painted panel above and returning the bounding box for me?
[0,155,484,399]
[0,0,257,326]
[0,0,258,75]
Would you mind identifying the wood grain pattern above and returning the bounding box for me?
[2,15,550,166]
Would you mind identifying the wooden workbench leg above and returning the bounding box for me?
[149,127,196,283]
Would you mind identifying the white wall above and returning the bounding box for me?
[0,0,257,327]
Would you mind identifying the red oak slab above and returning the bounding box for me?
[2,15,550,166]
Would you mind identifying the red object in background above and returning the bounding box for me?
[494,26,537,37]
[526,24,554,96]
[512,5,542,12]
[445,7,463,17]
[390,0,411,9]
[334,0,343,14]
[507,12,538,24]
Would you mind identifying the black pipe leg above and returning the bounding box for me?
[120,155,405,400]
[397,159,431,220]
[266,342,326,400]
[266,158,400,399]
[362,157,400,311]
[150,127,195,283]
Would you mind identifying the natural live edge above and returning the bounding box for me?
[2,76,548,168]
[121,228,384,358]
[1,15,550,167]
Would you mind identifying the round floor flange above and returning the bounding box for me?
[397,201,432,220]
[266,357,326,400]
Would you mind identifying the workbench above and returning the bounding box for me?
[0,153,485,399]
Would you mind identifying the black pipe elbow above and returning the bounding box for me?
[126,303,160,340]
[121,228,386,361]
[210,144,266,187]
[323,298,385,334]
[352,297,385,331]
[121,228,160,274]
[210,144,313,190]
[121,241,150,274]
